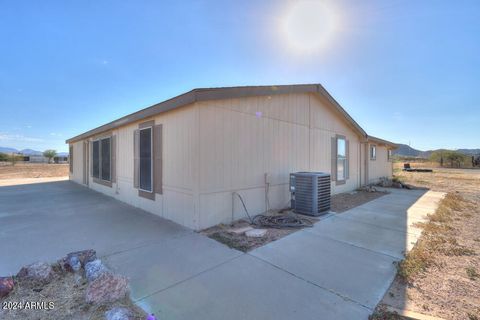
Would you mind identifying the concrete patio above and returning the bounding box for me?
[0,180,445,319]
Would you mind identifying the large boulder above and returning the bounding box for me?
[85,273,128,304]
[62,249,97,271]
[85,259,110,282]
[105,307,134,320]
[0,277,14,298]
[17,262,54,284]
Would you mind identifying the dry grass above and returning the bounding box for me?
[0,163,68,179]
[379,166,480,319]
[0,269,145,320]
[396,194,475,283]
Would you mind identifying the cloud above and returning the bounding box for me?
[0,133,44,142]
[49,132,63,137]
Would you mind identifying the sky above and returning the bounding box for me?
[0,0,478,153]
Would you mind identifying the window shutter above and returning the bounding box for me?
[89,141,93,177]
[134,129,140,188]
[153,124,163,194]
[83,142,87,184]
[111,135,116,183]
[69,145,73,173]
[346,139,350,179]
[331,137,337,181]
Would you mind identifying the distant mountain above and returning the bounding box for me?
[392,144,423,157]
[20,149,42,155]
[394,144,480,158]
[0,147,68,156]
[0,147,18,153]
[457,149,480,155]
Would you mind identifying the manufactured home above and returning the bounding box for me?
[66,84,396,230]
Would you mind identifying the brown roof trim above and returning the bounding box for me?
[367,135,398,149]
[66,84,368,143]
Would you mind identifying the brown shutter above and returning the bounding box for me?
[89,141,93,177]
[69,145,73,173]
[111,135,116,183]
[153,124,163,194]
[346,140,350,180]
[133,129,140,188]
[83,142,87,184]
[331,137,337,181]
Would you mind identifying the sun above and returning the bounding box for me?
[282,1,339,54]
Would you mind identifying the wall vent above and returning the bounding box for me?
[290,172,331,216]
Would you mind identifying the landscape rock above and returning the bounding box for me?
[245,229,268,238]
[105,307,134,320]
[85,273,128,304]
[85,259,110,282]
[69,255,82,272]
[62,249,97,271]
[17,262,54,284]
[392,182,403,189]
[0,277,14,298]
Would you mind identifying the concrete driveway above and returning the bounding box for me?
[0,180,444,319]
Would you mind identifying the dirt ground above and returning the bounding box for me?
[374,164,480,320]
[0,271,145,320]
[331,190,387,213]
[203,190,387,252]
[0,163,68,179]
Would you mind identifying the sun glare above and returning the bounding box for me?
[282,1,339,54]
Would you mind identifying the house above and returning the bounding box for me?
[66,84,397,230]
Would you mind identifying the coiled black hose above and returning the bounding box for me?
[253,213,313,229]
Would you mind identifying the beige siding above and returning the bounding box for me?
[368,144,393,183]
[309,94,361,193]
[69,92,392,231]
[74,104,200,230]
[70,141,84,184]
[196,93,363,229]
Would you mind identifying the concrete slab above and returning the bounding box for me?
[104,233,241,301]
[306,215,410,259]
[0,181,191,275]
[138,254,371,320]
[251,230,397,308]
[339,207,424,236]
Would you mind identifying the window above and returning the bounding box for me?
[101,138,111,181]
[139,127,153,192]
[370,145,376,160]
[388,149,392,161]
[337,137,346,181]
[92,137,111,181]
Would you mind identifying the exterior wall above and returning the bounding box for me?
[196,93,363,229]
[71,104,200,230]
[69,92,392,231]
[70,140,84,184]
[368,144,393,183]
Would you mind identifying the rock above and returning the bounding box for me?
[392,182,403,188]
[17,262,54,284]
[0,277,14,298]
[62,249,97,271]
[85,259,110,282]
[228,226,254,235]
[69,255,82,272]
[245,229,267,238]
[105,307,134,320]
[85,273,128,304]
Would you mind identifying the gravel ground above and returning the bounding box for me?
[378,164,480,319]
[0,163,68,180]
